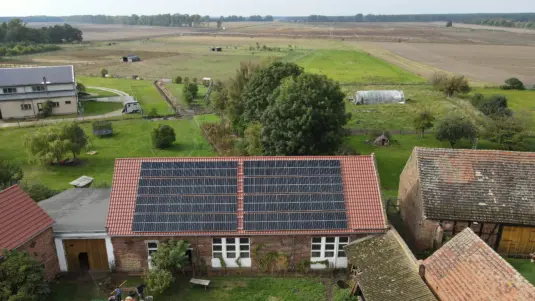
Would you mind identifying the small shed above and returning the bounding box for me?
[354,90,405,105]
[69,176,94,188]
[122,54,141,63]
[211,47,223,52]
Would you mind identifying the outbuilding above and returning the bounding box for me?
[354,90,405,105]
[39,188,115,272]
[122,54,141,63]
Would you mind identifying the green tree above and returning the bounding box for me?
[471,94,512,117]
[0,160,23,189]
[225,61,260,134]
[430,73,470,97]
[21,183,58,202]
[244,122,264,155]
[76,82,86,96]
[217,20,223,29]
[59,122,88,159]
[211,81,229,114]
[0,250,50,301]
[100,68,108,78]
[242,61,303,125]
[173,76,182,84]
[446,21,453,27]
[486,116,527,150]
[24,126,72,165]
[501,77,525,90]
[183,91,194,105]
[144,269,173,295]
[40,100,54,118]
[151,124,176,149]
[261,74,348,155]
[435,115,477,148]
[187,82,199,98]
[413,110,435,137]
[150,240,190,274]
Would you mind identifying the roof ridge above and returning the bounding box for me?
[0,184,21,194]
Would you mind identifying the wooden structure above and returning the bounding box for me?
[64,239,109,271]
[69,176,94,188]
[190,278,210,290]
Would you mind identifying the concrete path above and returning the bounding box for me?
[84,87,134,103]
[0,87,132,128]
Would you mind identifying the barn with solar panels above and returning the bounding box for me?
[107,156,387,272]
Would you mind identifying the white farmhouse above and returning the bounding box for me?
[0,65,78,120]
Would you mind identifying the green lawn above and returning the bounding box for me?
[85,87,119,98]
[81,101,123,116]
[507,259,535,285]
[165,83,209,109]
[0,117,216,190]
[49,276,326,301]
[296,50,425,84]
[78,76,172,116]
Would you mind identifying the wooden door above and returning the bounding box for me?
[63,239,109,271]
[498,226,535,255]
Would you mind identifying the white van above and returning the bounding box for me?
[122,101,141,114]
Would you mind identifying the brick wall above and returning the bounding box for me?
[16,227,60,280]
[112,234,364,273]
[398,152,439,251]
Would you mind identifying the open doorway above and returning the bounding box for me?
[78,252,90,271]
[186,249,193,265]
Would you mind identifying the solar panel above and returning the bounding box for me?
[242,160,348,231]
[132,161,239,232]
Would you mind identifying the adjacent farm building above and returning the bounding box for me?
[399,147,535,256]
[0,185,60,280]
[106,156,388,272]
[0,65,78,120]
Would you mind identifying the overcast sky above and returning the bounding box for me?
[2,0,535,17]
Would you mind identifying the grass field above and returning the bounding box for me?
[85,87,119,98]
[77,76,172,115]
[81,101,123,116]
[165,82,209,109]
[297,50,424,84]
[49,276,326,301]
[0,117,216,190]
[507,259,535,285]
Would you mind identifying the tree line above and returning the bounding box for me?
[62,14,274,27]
[0,18,83,44]
[285,13,535,23]
[463,19,535,29]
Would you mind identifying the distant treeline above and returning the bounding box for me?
[0,19,83,43]
[464,19,535,29]
[0,16,64,23]
[285,13,535,23]
[0,43,60,57]
[62,14,274,26]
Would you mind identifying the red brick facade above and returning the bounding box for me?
[16,227,60,280]
[112,234,364,272]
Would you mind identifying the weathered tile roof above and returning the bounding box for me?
[0,185,54,255]
[107,156,387,236]
[424,228,535,301]
[414,147,535,225]
[344,229,437,301]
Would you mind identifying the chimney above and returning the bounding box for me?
[419,262,426,279]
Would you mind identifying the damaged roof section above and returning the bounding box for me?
[344,229,437,301]
[414,147,535,225]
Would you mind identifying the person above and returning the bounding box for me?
[136,283,146,301]
[111,286,122,301]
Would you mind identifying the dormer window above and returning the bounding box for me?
[32,85,46,92]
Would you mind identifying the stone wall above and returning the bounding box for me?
[112,234,364,273]
[16,227,60,280]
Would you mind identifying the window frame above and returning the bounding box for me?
[310,237,350,268]
[65,100,72,104]
[31,85,46,92]
[146,240,159,269]
[3,87,17,94]
[20,103,32,111]
[212,237,251,268]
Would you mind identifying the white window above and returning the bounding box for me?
[146,241,159,269]
[20,104,32,111]
[212,237,251,268]
[32,85,46,92]
[311,237,349,269]
[3,87,17,93]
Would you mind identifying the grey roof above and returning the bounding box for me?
[414,147,535,225]
[344,229,437,301]
[39,188,111,233]
[0,65,75,87]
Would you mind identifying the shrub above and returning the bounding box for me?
[144,269,173,295]
[0,250,50,301]
[173,76,183,84]
[183,91,194,105]
[40,100,54,117]
[21,183,58,201]
[192,77,198,84]
[0,160,23,189]
[187,83,199,98]
[147,107,158,118]
[150,240,190,273]
[500,77,525,90]
[151,124,176,149]
[430,72,470,96]
[471,94,512,117]
[446,21,453,27]
[100,68,108,78]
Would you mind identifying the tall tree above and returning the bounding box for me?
[242,61,303,126]
[0,160,23,189]
[225,61,260,134]
[0,250,50,301]
[413,110,436,137]
[435,115,477,148]
[261,74,348,155]
[60,123,88,159]
[486,116,527,150]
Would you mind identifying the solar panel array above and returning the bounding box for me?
[243,160,348,231]
[132,161,238,232]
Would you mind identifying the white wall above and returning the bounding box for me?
[0,96,77,119]
[46,83,75,92]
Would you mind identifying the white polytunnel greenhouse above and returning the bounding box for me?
[353,90,405,105]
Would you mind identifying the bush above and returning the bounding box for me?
[183,91,194,105]
[0,250,50,301]
[192,77,198,84]
[471,94,512,117]
[187,83,199,98]
[147,107,158,118]
[151,124,176,149]
[500,77,525,90]
[21,183,58,201]
[0,160,23,189]
[100,68,108,78]
[144,269,173,295]
[430,72,470,97]
[40,100,54,118]
[173,76,182,84]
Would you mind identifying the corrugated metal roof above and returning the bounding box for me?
[0,65,75,87]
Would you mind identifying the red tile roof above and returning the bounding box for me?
[424,228,535,301]
[107,156,387,236]
[0,185,54,255]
